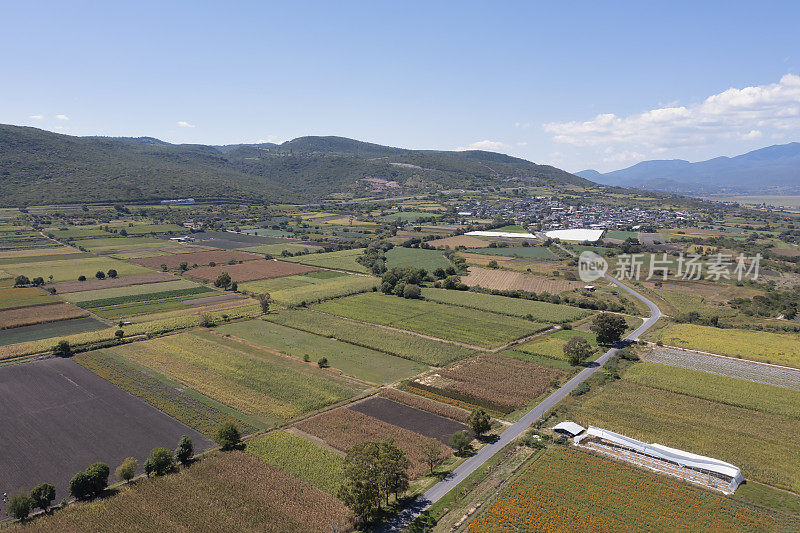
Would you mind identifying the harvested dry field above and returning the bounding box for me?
[186,260,319,283]
[0,246,78,259]
[295,408,450,478]
[0,302,88,329]
[130,250,264,270]
[462,266,584,293]
[349,397,468,444]
[414,354,563,413]
[430,235,489,249]
[51,271,178,293]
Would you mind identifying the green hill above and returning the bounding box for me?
[0,125,592,206]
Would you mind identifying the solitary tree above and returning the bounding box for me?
[115,457,138,483]
[420,438,445,474]
[146,447,175,476]
[115,329,125,339]
[107,269,117,278]
[257,293,270,314]
[563,336,594,366]
[467,409,492,436]
[7,491,33,521]
[590,313,627,345]
[78,275,87,281]
[449,430,472,456]
[215,422,241,450]
[53,340,72,357]
[214,271,232,289]
[175,435,194,466]
[13,275,30,287]
[317,357,329,368]
[29,483,56,514]
[95,270,106,280]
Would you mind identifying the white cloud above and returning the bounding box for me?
[29,114,44,120]
[456,140,509,152]
[55,114,69,120]
[177,121,195,128]
[516,141,528,146]
[543,74,800,151]
[514,121,530,129]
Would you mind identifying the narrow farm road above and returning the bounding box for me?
[378,259,662,531]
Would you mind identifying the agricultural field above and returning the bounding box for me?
[185,259,318,282]
[349,397,469,444]
[658,323,800,367]
[470,246,557,259]
[74,285,218,319]
[384,247,452,271]
[0,252,89,265]
[216,319,427,384]
[576,378,800,491]
[294,408,450,479]
[74,350,257,437]
[0,287,58,309]
[237,242,322,255]
[0,246,78,260]
[420,288,591,323]
[101,331,366,426]
[265,309,479,366]
[72,236,176,252]
[0,316,107,347]
[407,354,563,415]
[379,388,470,423]
[625,362,800,419]
[644,346,800,390]
[0,358,213,502]
[50,271,178,293]
[245,430,345,495]
[240,272,378,305]
[469,447,783,532]
[60,279,202,303]
[0,232,61,251]
[315,293,548,348]
[380,210,442,222]
[5,256,150,282]
[513,329,598,361]
[429,235,489,249]
[0,302,89,329]
[461,266,585,293]
[282,248,369,273]
[129,249,263,270]
[15,451,354,533]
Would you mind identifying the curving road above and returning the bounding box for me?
[379,264,662,531]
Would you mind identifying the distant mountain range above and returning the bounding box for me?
[0,124,590,206]
[576,142,800,195]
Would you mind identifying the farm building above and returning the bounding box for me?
[552,421,585,437]
[544,228,605,242]
[465,230,537,239]
[575,426,744,494]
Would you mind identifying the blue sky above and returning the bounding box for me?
[2,1,799,172]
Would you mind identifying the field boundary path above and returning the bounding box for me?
[378,248,663,532]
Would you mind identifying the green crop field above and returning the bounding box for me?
[0,252,89,265]
[0,287,59,309]
[61,279,202,303]
[315,292,548,348]
[265,309,479,366]
[470,447,782,532]
[103,331,366,426]
[76,286,215,309]
[491,224,528,233]
[576,378,800,491]
[72,236,172,252]
[420,288,591,323]
[6,256,151,282]
[658,323,800,367]
[513,329,598,360]
[246,431,345,495]
[282,248,369,273]
[470,246,557,259]
[380,211,442,222]
[625,362,800,420]
[216,319,427,383]
[240,272,378,305]
[605,230,639,240]
[384,247,452,271]
[75,350,257,437]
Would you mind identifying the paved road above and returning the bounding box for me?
[379,266,662,531]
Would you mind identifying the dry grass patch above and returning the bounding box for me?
[295,408,450,479]
[461,266,583,293]
[49,272,178,293]
[0,302,88,329]
[186,260,319,282]
[129,249,264,270]
[429,235,489,249]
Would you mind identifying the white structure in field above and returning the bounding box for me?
[576,426,744,493]
[464,230,537,239]
[544,228,605,242]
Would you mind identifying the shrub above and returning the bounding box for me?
[115,329,125,339]
[403,283,421,299]
[175,435,194,466]
[115,457,138,483]
[53,340,72,357]
[95,271,106,280]
[78,275,86,281]
[449,430,472,455]
[107,269,117,278]
[318,357,330,368]
[147,447,176,476]
[570,382,591,396]
[7,491,33,520]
